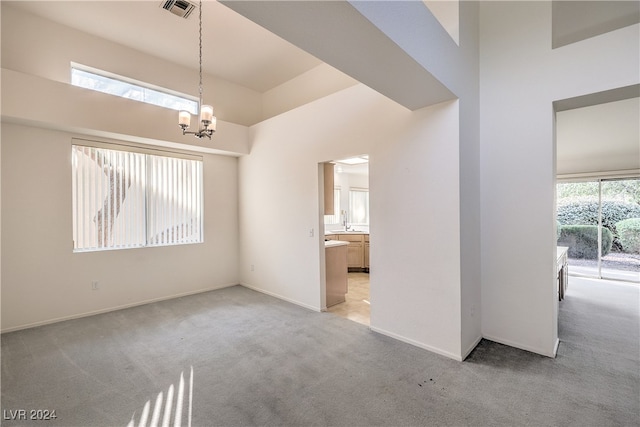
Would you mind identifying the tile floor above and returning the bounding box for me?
[327,272,370,326]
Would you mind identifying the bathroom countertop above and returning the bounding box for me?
[324,240,349,248]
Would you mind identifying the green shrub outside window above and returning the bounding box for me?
[557,225,613,259]
[615,218,640,254]
[557,199,640,251]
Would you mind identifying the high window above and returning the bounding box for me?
[72,142,203,252]
[71,65,198,114]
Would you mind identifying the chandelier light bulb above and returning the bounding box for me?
[178,110,191,128]
[200,105,214,124]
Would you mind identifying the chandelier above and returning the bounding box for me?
[178,0,216,139]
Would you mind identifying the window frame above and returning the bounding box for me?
[71,139,204,253]
[348,187,370,226]
[71,63,199,114]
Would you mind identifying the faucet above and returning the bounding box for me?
[342,210,350,231]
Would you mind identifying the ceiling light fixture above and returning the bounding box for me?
[337,156,369,165]
[178,0,216,139]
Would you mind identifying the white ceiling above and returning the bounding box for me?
[7,0,322,93]
[556,97,640,176]
[9,0,638,97]
[335,162,369,177]
[552,0,640,48]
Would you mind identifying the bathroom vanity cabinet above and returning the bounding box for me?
[326,233,369,270]
[325,240,348,307]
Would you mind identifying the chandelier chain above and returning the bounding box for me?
[178,0,214,139]
[198,0,203,107]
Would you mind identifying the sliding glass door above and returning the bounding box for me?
[557,177,640,283]
[600,179,640,282]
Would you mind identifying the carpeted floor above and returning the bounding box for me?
[1,276,638,426]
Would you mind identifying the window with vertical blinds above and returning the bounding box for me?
[72,143,203,252]
[349,188,369,225]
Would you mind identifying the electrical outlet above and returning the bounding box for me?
[250,264,255,272]
[309,228,314,237]
[91,281,99,291]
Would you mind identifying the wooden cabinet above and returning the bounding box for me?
[323,163,334,215]
[325,242,348,307]
[338,234,363,268]
[329,233,368,270]
[325,233,369,269]
[364,234,370,270]
[346,244,363,268]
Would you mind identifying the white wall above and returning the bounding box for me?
[343,172,369,190]
[262,63,358,120]
[359,0,482,359]
[370,97,462,359]
[239,83,464,359]
[1,3,247,332]
[2,69,249,156]
[454,0,482,359]
[479,2,639,356]
[1,123,240,332]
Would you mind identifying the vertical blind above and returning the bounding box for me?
[349,189,369,225]
[72,144,203,252]
[146,154,203,247]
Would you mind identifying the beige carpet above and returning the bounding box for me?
[1,276,638,426]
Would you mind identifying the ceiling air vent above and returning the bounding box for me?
[160,0,197,19]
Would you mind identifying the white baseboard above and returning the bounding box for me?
[462,335,483,360]
[369,325,463,362]
[0,282,238,334]
[240,282,321,313]
[482,333,557,358]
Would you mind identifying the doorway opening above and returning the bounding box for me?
[554,90,639,353]
[322,155,371,326]
[555,89,639,286]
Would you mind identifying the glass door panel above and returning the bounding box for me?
[557,181,601,277]
[600,179,640,282]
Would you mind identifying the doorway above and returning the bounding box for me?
[554,91,639,356]
[555,91,639,285]
[322,155,371,326]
